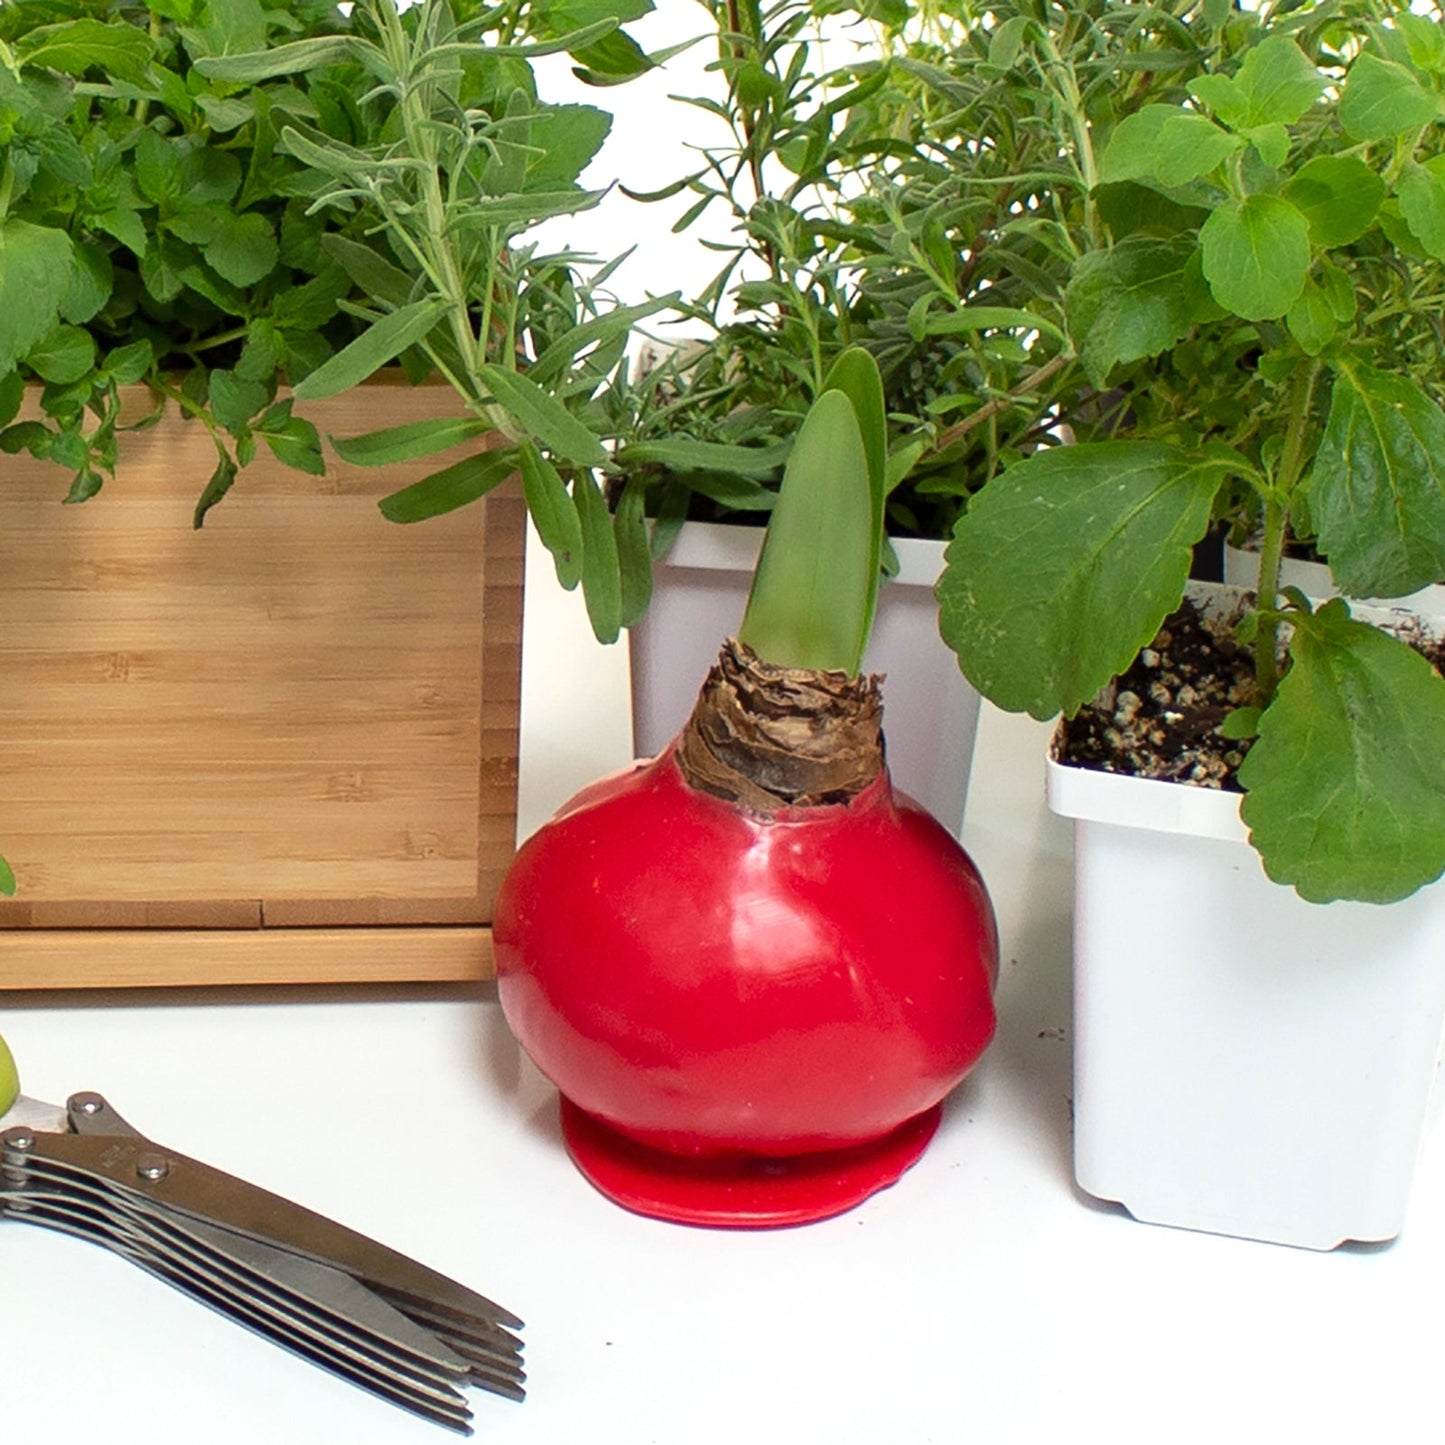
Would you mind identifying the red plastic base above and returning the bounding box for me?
[559,1098,943,1228]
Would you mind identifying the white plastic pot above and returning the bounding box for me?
[1223,541,1445,616]
[1048,655,1445,1249]
[628,522,982,835]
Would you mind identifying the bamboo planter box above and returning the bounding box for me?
[0,380,523,990]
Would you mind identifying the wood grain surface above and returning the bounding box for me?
[0,380,522,987]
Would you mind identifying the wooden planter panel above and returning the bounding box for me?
[0,382,521,988]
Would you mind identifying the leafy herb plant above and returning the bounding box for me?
[199,0,682,642]
[936,0,1445,905]
[0,0,390,520]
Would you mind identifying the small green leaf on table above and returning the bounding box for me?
[330,416,491,467]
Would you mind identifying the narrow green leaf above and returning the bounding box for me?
[444,189,608,233]
[1239,602,1445,903]
[739,390,873,675]
[1305,359,1445,598]
[614,437,789,479]
[0,855,14,898]
[378,448,518,524]
[937,442,1229,719]
[319,236,415,308]
[921,305,1068,346]
[1199,193,1310,321]
[478,362,608,468]
[528,294,680,386]
[819,346,888,646]
[518,441,584,589]
[615,475,653,628]
[292,300,448,401]
[574,471,622,644]
[193,35,365,81]
[330,416,491,467]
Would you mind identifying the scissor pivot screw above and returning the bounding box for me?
[71,1093,105,1115]
[2,1128,35,1151]
[135,1153,170,1182]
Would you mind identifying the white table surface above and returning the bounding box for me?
[4,529,1442,1445]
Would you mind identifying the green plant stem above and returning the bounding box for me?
[925,350,1073,456]
[1253,358,1321,702]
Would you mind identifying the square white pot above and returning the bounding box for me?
[628,522,983,835]
[1048,756,1445,1249]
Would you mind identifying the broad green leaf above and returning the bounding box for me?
[204,212,278,288]
[614,475,653,628]
[25,324,94,384]
[178,148,241,204]
[478,362,608,468]
[90,205,147,257]
[100,337,163,391]
[259,415,325,476]
[1098,106,1177,184]
[1199,193,1310,321]
[60,243,112,328]
[738,390,873,675]
[1065,236,1199,387]
[378,448,518,524]
[1305,359,1445,598]
[207,369,269,431]
[518,441,583,589]
[1154,113,1242,185]
[1281,155,1386,247]
[1232,35,1325,125]
[192,453,239,529]
[1398,13,1445,74]
[0,372,24,428]
[1244,122,1290,170]
[1397,160,1445,260]
[1239,602,1445,903]
[614,437,789,479]
[0,220,74,374]
[1319,259,1357,322]
[192,35,364,81]
[1339,52,1440,140]
[1285,277,1336,357]
[330,416,491,467]
[937,442,1227,719]
[1188,36,1324,129]
[574,470,622,644]
[292,300,448,401]
[528,105,612,187]
[18,19,155,84]
[135,128,182,205]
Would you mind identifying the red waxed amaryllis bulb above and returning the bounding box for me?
[495,350,999,1226]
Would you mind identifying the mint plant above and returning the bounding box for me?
[199,0,680,642]
[0,0,390,521]
[936,0,1445,905]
